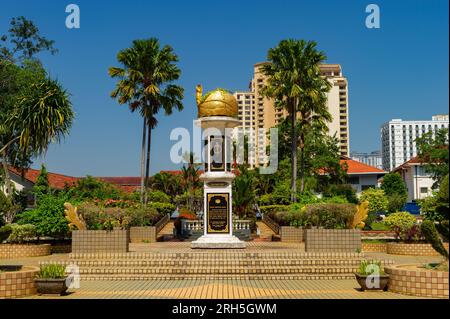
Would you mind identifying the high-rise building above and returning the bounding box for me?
[381,115,449,171]
[350,151,383,170]
[233,62,350,166]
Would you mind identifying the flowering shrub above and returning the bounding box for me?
[384,211,421,242]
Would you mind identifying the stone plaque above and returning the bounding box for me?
[207,193,229,234]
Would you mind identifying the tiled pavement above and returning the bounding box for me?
[27,279,422,299]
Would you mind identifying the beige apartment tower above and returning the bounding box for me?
[233,63,350,166]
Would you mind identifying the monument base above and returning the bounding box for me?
[191,235,246,249]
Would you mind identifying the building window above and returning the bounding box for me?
[348,176,360,185]
[420,187,428,194]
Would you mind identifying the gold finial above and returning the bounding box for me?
[64,202,87,230]
[348,201,369,229]
[196,84,203,106]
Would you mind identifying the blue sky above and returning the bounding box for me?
[1,0,448,177]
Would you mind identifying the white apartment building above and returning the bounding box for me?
[381,115,449,171]
[350,151,383,170]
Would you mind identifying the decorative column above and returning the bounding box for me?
[191,85,246,249]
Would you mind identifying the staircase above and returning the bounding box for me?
[157,221,175,241]
[255,221,277,241]
[63,250,393,281]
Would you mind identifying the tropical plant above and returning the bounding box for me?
[359,188,388,214]
[323,184,358,204]
[36,264,66,279]
[421,220,449,260]
[65,176,123,201]
[147,190,171,203]
[233,165,256,218]
[357,260,384,275]
[261,39,332,201]
[416,127,449,188]
[0,224,12,242]
[384,211,420,242]
[109,38,184,203]
[180,152,201,211]
[33,164,51,201]
[0,190,21,224]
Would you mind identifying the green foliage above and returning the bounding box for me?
[436,220,449,242]
[76,202,131,230]
[416,128,449,188]
[357,260,384,275]
[259,205,290,216]
[65,176,123,201]
[360,188,388,214]
[421,220,449,260]
[16,194,69,238]
[323,184,358,204]
[0,224,12,242]
[418,175,449,221]
[147,202,175,216]
[33,164,50,200]
[233,165,256,218]
[299,203,356,229]
[36,264,66,279]
[381,173,407,197]
[370,222,390,231]
[127,207,163,227]
[7,224,36,243]
[384,212,420,242]
[0,191,21,224]
[387,193,407,214]
[147,190,170,203]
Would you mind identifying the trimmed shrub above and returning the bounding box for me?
[127,207,163,227]
[360,188,388,214]
[0,224,13,243]
[297,203,356,229]
[421,220,449,259]
[7,224,37,243]
[147,202,175,216]
[147,191,171,204]
[384,212,420,242]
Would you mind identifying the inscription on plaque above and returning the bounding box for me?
[207,193,229,234]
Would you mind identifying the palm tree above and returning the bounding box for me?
[108,38,184,204]
[261,39,331,202]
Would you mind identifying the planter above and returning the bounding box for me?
[0,266,39,299]
[386,264,449,298]
[34,278,68,295]
[387,242,449,256]
[0,244,51,259]
[0,265,22,272]
[305,229,361,252]
[354,273,389,291]
[362,242,388,253]
[72,229,129,253]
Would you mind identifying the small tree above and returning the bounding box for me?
[33,164,50,200]
[359,188,388,214]
[421,220,448,260]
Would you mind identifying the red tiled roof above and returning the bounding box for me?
[97,177,141,185]
[342,158,385,174]
[8,167,79,189]
[393,156,423,172]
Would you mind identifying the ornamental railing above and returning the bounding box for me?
[262,214,280,235]
[155,213,170,234]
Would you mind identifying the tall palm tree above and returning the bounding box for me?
[108,38,184,203]
[261,39,331,202]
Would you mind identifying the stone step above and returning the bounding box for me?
[77,265,360,275]
[77,273,358,280]
[69,252,365,260]
[65,259,365,267]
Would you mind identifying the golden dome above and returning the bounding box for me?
[196,85,238,118]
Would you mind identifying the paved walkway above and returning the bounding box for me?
[26,279,422,299]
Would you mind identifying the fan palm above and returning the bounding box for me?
[261,39,331,201]
[108,38,184,203]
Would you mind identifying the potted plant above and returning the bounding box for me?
[34,263,68,295]
[354,260,389,291]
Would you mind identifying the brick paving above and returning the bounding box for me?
[26,279,424,299]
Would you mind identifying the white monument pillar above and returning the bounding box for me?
[191,86,246,249]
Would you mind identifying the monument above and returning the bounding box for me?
[191,85,246,249]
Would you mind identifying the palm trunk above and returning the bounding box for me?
[290,100,297,203]
[140,119,147,205]
[1,148,13,198]
[144,123,152,204]
[299,134,305,194]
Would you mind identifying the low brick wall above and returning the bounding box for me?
[72,229,129,253]
[305,229,361,252]
[0,244,51,259]
[386,264,449,299]
[280,226,303,243]
[129,226,156,243]
[387,242,449,256]
[362,243,387,252]
[0,266,39,299]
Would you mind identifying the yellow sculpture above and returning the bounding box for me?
[196,84,238,118]
[349,200,369,229]
[64,202,87,230]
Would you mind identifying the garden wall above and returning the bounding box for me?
[129,226,156,243]
[72,229,129,253]
[305,229,361,252]
[362,243,387,252]
[386,243,449,256]
[0,266,39,299]
[280,227,303,243]
[0,244,51,259]
[386,264,449,299]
